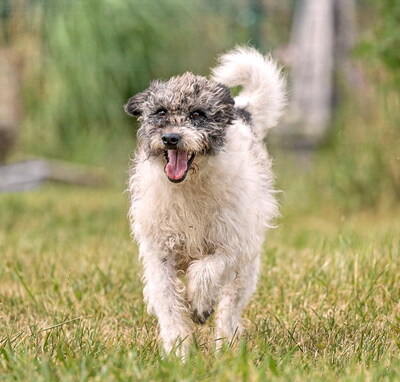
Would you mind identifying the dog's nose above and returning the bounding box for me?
[162,133,181,147]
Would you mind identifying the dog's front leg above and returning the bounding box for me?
[141,246,192,357]
[187,251,236,324]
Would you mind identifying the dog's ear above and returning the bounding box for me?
[124,91,148,117]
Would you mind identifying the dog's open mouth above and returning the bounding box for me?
[164,150,196,183]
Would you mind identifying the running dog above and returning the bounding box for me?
[125,47,286,356]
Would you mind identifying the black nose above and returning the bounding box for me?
[162,133,181,147]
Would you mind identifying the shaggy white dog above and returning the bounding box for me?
[125,47,286,356]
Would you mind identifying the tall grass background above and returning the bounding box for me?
[10,0,259,164]
[3,0,400,209]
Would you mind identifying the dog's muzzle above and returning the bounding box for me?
[164,150,196,183]
[161,133,196,183]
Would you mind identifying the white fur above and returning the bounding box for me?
[128,47,286,357]
[212,46,286,138]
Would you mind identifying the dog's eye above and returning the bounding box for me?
[156,108,167,117]
[190,110,206,120]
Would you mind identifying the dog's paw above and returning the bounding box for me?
[191,307,215,325]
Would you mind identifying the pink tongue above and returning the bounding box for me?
[165,150,188,180]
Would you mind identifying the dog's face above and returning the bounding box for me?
[125,72,235,183]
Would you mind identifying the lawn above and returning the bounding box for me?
[0,185,399,381]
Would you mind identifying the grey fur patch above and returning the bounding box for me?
[236,107,252,125]
[125,72,235,157]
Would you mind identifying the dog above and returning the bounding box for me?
[124,47,286,356]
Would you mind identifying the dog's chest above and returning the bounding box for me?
[133,178,220,263]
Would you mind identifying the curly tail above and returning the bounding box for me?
[211,46,286,139]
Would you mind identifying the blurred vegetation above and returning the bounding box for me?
[319,0,400,211]
[370,0,400,86]
[1,0,399,211]
[35,0,236,159]
[276,0,400,212]
[6,0,276,163]
[3,0,293,163]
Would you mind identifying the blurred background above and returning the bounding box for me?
[0,0,399,212]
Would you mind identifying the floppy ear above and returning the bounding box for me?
[124,91,148,117]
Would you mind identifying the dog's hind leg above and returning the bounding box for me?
[215,256,260,348]
[141,244,192,357]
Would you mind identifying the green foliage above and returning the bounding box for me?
[17,0,293,163]
[308,87,399,211]
[21,0,247,161]
[41,0,199,138]
[374,0,400,84]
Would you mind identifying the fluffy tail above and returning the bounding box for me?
[211,46,286,139]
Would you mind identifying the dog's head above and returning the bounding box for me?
[125,72,235,183]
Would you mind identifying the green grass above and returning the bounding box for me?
[1,185,399,381]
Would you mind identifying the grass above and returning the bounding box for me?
[0,183,399,381]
